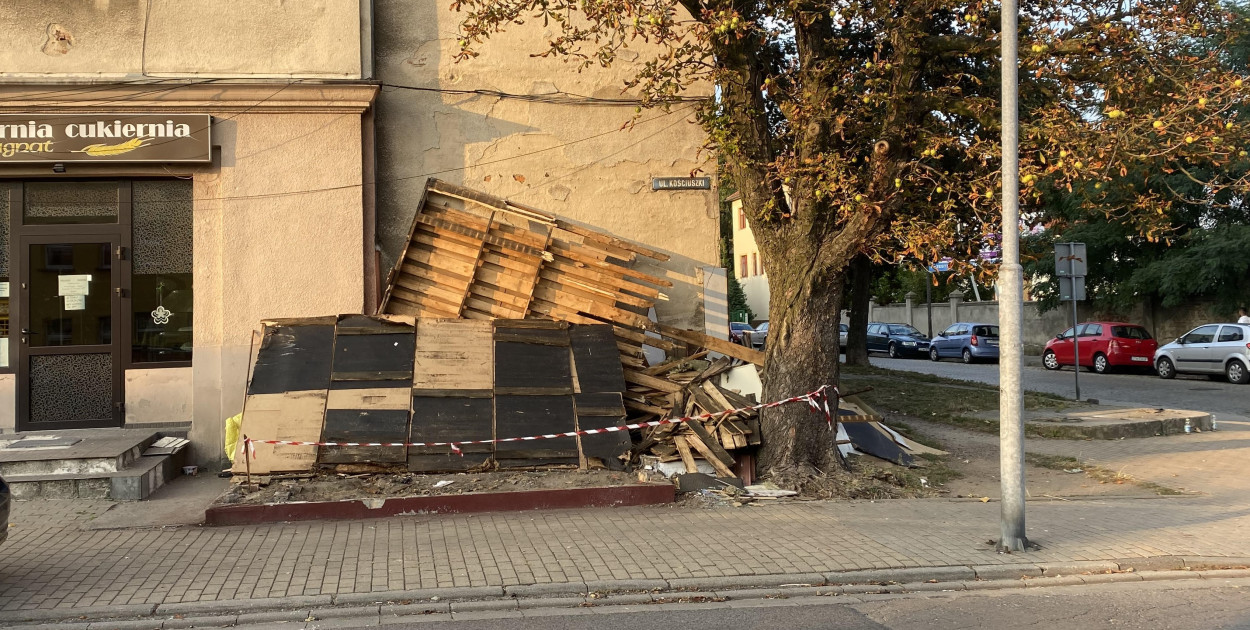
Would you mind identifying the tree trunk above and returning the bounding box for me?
[757,269,845,476]
[844,255,872,367]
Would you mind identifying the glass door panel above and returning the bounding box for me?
[17,236,123,430]
[27,243,112,347]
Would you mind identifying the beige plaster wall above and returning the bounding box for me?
[188,111,366,465]
[0,0,365,79]
[373,0,718,328]
[0,375,13,433]
[125,367,193,425]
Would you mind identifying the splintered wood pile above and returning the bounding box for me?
[378,177,766,408]
[626,356,761,477]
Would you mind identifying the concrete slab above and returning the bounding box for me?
[969,405,1213,439]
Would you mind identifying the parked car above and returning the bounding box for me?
[929,322,1000,363]
[839,323,849,351]
[0,472,8,546]
[744,321,769,348]
[1154,323,1250,384]
[866,322,930,358]
[730,322,754,345]
[1042,321,1158,374]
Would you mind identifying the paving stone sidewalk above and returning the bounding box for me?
[2,419,1249,615]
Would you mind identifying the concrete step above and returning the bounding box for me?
[7,453,181,500]
[0,430,161,477]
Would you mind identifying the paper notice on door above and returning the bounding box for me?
[58,274,91,296]
[64,294,87,311]
[0,282,9,298]
[0,338,7,368]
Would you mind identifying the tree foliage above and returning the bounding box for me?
[1026,3,1250,315]
[452,0,1250,472]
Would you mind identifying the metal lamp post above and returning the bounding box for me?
[998,0,1028,552]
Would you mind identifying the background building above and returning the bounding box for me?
[728,195,769,321]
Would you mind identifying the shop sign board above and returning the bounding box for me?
[0,114,212,164]
[652,177,712,190]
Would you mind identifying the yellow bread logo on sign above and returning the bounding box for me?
[74,137,149,157]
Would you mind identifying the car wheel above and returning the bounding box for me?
[1227,360,1250,385]
[962,349,973,364]
[1093,353,1109,374]
[1042,350,1060,370]
[888,342,900,359]
[929,346,940,362]
[1156,356,1176,379]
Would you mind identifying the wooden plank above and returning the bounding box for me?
[326,388,412,410]
[554,218,670,261]
[403,248,478,279]
[641,350,711,376]
[463,295,525,319]
[624,399,667,415]
[335,314,415,335]
[545,258,664,300]
[685,420,736,469]
[674,436,699,473]
[683,431,735,477]
[231,390,327,475]
[623,369,682,394]
[656,324,766,366]
[549,241,673,288]
[412,319,494,391]
[533,285,653,329]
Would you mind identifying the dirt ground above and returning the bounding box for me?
[892,415,1159,499]
[216,409,1162,508]
[222,469,638,506]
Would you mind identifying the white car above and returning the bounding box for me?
[1154,323,1250,384]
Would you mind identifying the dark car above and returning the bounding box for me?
[744,321,769,349]
[1042,321,1158,374]
[930,322,1000,364]
[730,322,754,345]
[866,322,930,358]
[0,473,8,546]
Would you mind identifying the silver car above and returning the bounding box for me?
[1154,323,1250,384]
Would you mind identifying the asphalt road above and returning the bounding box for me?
[866,354,1250,420]
[357,579,1250,629]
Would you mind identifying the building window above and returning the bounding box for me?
[738,210,746,230]
[131,180,193,364]
[752,253,758,276]
[739,255,748,278]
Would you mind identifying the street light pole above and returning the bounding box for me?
[998,0,1028,552]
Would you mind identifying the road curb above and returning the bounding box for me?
[5,557,1250,627]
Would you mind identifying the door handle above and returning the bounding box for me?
[20,329,37,335]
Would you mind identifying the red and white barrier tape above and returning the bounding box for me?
[243,384,838,459]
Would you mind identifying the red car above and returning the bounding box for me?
[1041,322,1158,374]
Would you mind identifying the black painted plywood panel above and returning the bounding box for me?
[569,325,626,393]
[495,395,577,458]
[410,396,494,455]
[248,324,335,395]
[493,342,572,392]
[331,333,416,381]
